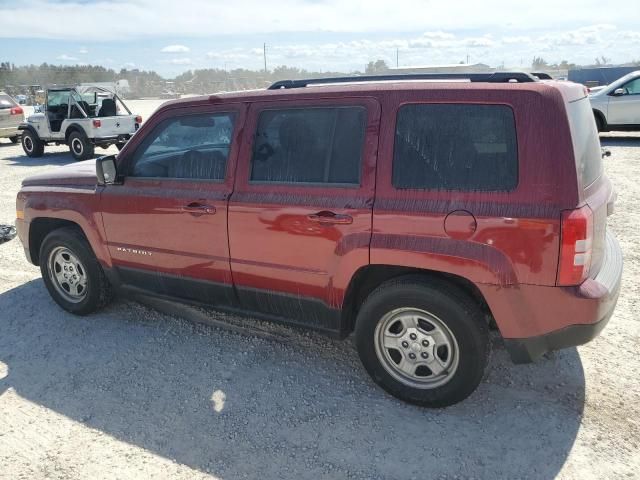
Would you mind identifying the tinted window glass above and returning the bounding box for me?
[393,104,518,191]
[131,113,235,180]
[250,107,366,185]
[567,97,602,187]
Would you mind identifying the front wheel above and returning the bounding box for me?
[354,276,490,407]
[21,130,45,157]
[40,227,113,315]
[68,131,95,161]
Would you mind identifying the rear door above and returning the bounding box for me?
[100,103,245,304]
[227,97,379,332]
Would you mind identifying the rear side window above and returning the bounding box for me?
[567,97,602,187]
[130,112,235,180]
[0,94,16,109]
[250,107,366,185]
[393,104,518,191]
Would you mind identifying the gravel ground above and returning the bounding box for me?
[0,100,639,480]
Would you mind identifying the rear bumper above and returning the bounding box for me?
[503,230,623,363]
[0,126,20,138]
[92,134,131,146]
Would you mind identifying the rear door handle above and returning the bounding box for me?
[307,211,353,225]
[182,202,216,215]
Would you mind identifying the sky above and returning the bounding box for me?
[0,0,639,77]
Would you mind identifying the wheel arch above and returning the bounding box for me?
[19,124,40,139]
[341,265,493,334]
[593,109,607,131]
[29,218,88,266]
[64,123,87,143]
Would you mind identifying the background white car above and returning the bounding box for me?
[590,70,640,132]
[0,92,24,143]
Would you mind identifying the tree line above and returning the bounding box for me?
[3,58,640,98]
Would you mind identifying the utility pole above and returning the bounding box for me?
[466,53,470,65]
[263,43,268,74]
[396,48,399,68]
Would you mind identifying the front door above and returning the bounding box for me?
[608,77,640,125]
[228,97,380,333]
[100,103,245,304]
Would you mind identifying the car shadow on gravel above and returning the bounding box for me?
[0,280,585,480]
[1,150,79,167]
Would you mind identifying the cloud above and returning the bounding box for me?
[56,54,78,61]
[161,44,190,53]
[0,0,636,41]
[166,57,192,65]
[79,46,88,54]
[539,24,617,47]
[423,31,456,40]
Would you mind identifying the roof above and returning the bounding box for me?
[158,76,586,110]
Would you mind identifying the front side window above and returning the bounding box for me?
[130,112,235,180]
[393,104,518,191]
[250,106,366,185]
[621,78,640,95]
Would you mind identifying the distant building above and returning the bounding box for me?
[568,67,638,86]
[388,63,493,74]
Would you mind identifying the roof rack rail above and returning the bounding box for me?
[268,72,538,90]
[531,72,553,80]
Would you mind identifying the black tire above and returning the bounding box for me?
[115,143,125,151]
[39,227,113,315]
[354,276,490,407]
[594,113,605,132]
[9,135,19,144]
[21,130,44,157]
[68,131,94,161]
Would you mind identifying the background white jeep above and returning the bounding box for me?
[19,85,141,160]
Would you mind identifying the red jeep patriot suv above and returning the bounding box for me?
[16,72,623,407]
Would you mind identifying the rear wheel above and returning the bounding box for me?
[40,227,113,315]
[68,131,94,161]
[21,130,44,157]
[354,276,490,407]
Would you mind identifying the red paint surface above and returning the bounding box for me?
[17,79,619,340]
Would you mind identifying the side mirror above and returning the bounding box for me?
[611,88,625,96]
[96,155,119,185]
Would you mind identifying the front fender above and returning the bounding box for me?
[21,186,111,268]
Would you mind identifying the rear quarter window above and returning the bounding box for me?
[567,97,602,187]
[392,104,518,191]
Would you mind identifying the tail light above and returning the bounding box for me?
[557,205,593,286]
[93,119,101,128]
[10,106,23,115]
[135,115,142,124]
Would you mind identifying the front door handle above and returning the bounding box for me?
[182,202,216,215]
[307,211,353,225]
